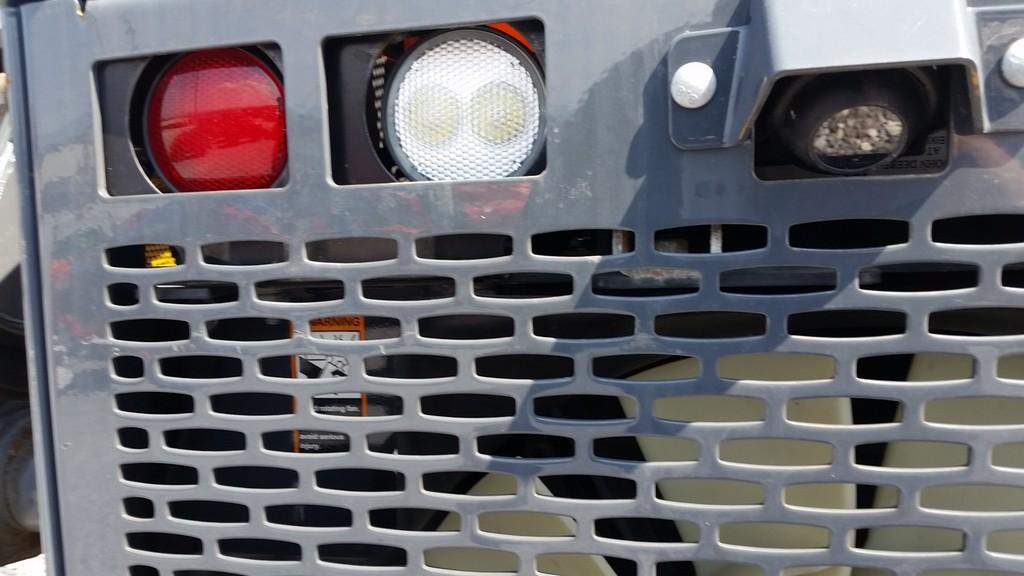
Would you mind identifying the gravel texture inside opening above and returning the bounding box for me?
[813,105,904,158]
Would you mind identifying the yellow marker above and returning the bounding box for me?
[144,244,177,268]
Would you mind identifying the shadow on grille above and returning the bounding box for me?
[721,266,837,295]
[929,307,1024,336]
[592,268,700,297]
[365,354,457,379]
[255,278,344,302]
[476,354,573,380]
[164,428,244,452]
[534,313,635,338]
[266,504,351,528]
[419,314,514,340]
[932,214,1024,244]
[416,233,513,260]
[168,500,248,524]
[123,497,153,519]
[478,434,574,459]
[319,543,406,567]
[117,428,147,449]
[107,244,184,268]
[213,466,298,490]
[202,241,287,265]
[108,283,139,306]
[860,262,978,292]
[369,508,458,532]
[533,229,635,256]
[110,319,189,342]
[116,392,193,416]
[790,219,909,249]
[788,310,906,337]
[219,538,301,562]
[210,393,293,416]
[655,311,766,338]
[655,224,767,253]
[207,317,290,341]
[422,394,515,418]
[362,275,455,300]
[155,281,239,304]
[126,532,201,556]
[316,468,404,492]
[474,272,573,298]
[121,463,197,486]
[160,355,242,379]
[306,237,398,263]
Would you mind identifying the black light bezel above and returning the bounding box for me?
[382,28,547,182]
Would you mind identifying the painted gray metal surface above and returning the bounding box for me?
[8,0,1024,575]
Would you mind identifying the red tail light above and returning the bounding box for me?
[146,48,287,192]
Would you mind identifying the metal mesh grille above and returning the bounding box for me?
[14,1,1024,575]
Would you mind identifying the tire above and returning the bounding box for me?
[0,400,39,565]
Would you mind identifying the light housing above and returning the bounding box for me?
[382,29,545,182]
[146,48,287,192]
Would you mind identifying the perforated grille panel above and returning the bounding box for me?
[13,1,1024,575]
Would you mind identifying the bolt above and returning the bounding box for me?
[671,62,717,109]
[1002,38,1024,88]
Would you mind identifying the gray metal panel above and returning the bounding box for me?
[9,0,1024,575]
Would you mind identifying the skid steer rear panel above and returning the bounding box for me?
[8,0,1024,575]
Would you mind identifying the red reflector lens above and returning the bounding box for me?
[147,48,286,192]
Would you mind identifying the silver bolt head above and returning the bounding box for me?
[1002,38,1024,88]
[671,62,717,109]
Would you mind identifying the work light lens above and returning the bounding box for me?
[387,30,543,181]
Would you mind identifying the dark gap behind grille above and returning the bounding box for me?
[535,395,632,421]
[306,237,398,263]
[121,463,197,486]
[367,431,459,456]
[160,355,242,379]
[202,241,287,265]
[168,500,249,524]
[419,314,514,340]
[155,281,238,304]
[266,505,352,528]
[316,469,404,492]
[933,214,1024,245]
[930,308,1024,336]
[860,263,979,292]
[365,354,456,379]
[593,354,695,380]
[107,244,184,268]
[656,311,766,338]
[210,393,293,416]
[108,283,139,306]
[416,233,512,260]
[214,466,298,490]
[219,539,301,562]
[478,434,574,459]
[362,276,455,300]
[118,427,148,450]
[421,394,515,418]
[116,392,193,416]
[720,266,837,295]
[655,224,767,253]
[126,533,202,556]
[112,356,144,379]
[533,229,634,256]
[474,272,573,298]
[255,278,344,302]
[123,498,154,519]
[319,543,406,567]
[592,268,700,297]
[207,317,290,341]
[111,319,189,342]
[164,429,245,452]
[534,313,634,339]
[790,219,909,249]
[476,354,573,380]
[1005,263,1024,288]
[788,310,906,337]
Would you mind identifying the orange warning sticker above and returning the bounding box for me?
[310,315,365,339]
